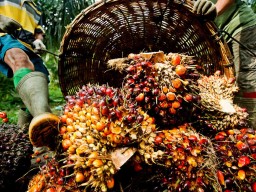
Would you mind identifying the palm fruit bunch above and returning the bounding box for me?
[49,84,156,191]
[108,51,201,128]
[0,123,33,191]
[195,71,249,131]
[108,51,249,132]
[136,123,221,191]
[212,128,256,192]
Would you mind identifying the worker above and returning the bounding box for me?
[0,0,59,149]
[193,0,256,129]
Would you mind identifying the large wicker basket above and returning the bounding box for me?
[58,0,234,97]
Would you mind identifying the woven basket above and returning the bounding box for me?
[58,0,234,97]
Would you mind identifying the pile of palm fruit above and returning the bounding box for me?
[0,123,33,191]
[28,51,256,192]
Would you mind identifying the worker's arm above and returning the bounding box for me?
[33,33,46,51]
[215,0,235,16]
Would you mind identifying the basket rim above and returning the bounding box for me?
[58,0,235,96]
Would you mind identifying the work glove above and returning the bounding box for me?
[32,39,46,53]
[0,15,21,34]
[192,0,217,20]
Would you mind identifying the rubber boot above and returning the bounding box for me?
[16,72,59,149]
[17,108,33,128]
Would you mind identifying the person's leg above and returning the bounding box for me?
[231,25,256,129]
[0,35,59,149]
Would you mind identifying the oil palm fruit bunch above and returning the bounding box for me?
[108,51,201,128]
[28,157,79,192]
[56,84,157,191]
[108,51,249,132]
[0,124,33,191]
[137,123,221,191]
[213,128,256,192]
[195,71,249,131]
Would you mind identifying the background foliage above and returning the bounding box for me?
[35,0,95,50]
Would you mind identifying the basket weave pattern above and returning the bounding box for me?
[59,0,234,96]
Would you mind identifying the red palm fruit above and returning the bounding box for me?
[252,153,256,160]
[172,79,182,89]
[172,101,181,109]
[238,156,250,167]
[218,131,227,137]
[113,134,122,144]
[251,146,256,153]
[0,112,7,118]
[155,135,163,145]
[175,65,187,76]
[199,138,208,145]
[169,107,176,114]
[215,134,225,141]
[236,141,248,151]
[143,87,150,93]
[227,129,235,135]
[137,115,144,123]
[172,54,181,66]
[252,182,256,192]
[169,86,176,93]
[133,162,143,172]
[2,117,9,123]
[136,93,145,102]
[188,135,197,142]
[126,65,136,72]
[87,87,94,96]
[46,188,56,192]
[184,93,193,102]
[162,86,169,94]
[115,109,122,119]
[57,177,64,185]
[152,88,159,95]
[247,138,256,146]
[237,170,246,180]
[166,92,176,101]
[217,170,225,185]
[158,93,166,101]
[75,172,85,182]
[101,106,109,116]
[159,101,168,108]
[106,177,115,189]
[96,122,105,132]
[105,87,113,96]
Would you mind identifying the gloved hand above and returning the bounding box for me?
[192,0,217,20]
[32,39,46,53]
[0,15,21,34]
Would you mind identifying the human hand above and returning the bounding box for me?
[0,16,21,34]
[192,0,217,20]
[32,39,46,53]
